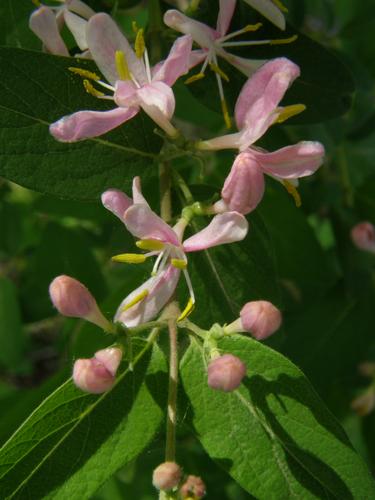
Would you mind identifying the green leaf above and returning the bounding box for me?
[0,47,162,200]
[0,341,167,499]
[180,336,375,499]
[0,0,39,50]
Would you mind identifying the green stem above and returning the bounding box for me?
[165,315,179,462]
[172,169,194,205]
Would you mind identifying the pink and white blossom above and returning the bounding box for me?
[49,13,192,142]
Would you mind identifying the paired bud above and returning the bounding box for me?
[180,475,206,499]
[225,300,282,340]
[152,461,182,491]
[351,388,375,417]
[207,354,246,392]
[49,275,112,331]
[350,222,375,254]
[213,151,265,215]
[73,347,122,393]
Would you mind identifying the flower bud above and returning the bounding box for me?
[152,461,182,491]
[350,222,375,253]
[49,275,111,330]
[207,354,246,392]
[180,475,206,499]
[214,151,265,215]
[239,300,282,340]
[351,389,375,417]
[73,347,122,394]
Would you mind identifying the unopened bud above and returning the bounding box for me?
[180,475,206,498]
[351,388,375,417]
[237,300,282,340]
[152,461,182,491]
[350,222,375,253]
[49,275,112,330]
[73,347,122,393]
[207,354,246,392]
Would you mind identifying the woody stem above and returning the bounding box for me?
[165,313,179,461]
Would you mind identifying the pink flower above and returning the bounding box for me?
[73,347,122,393]
[49,13,192,142]
[29,0,94,57]
[225,300,282,340]
[198,58,324,211]
[105,178,249,327]
[350,222,375,254]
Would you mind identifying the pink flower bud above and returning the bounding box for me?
[215,151,265,215]
[180,475,206,498]
[73,347,122,394]
[49,275,111,330]
[152,462,182,491]
[351,222,375,253]
[351,389,375,417]
[207,354,246,392]
[240,300,282,340]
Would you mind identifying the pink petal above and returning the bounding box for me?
[183,212,249,252]
[29,6,69,56]
[49,107,138,142]
[152,35,193,86]
[86,13,147,86]
[64,11,88,50]
[66,0,95,19]
[136,81,177,136]
[217,0,237,36]
[114,80,139,107]
[235,58,300,145]
[132,177,149,207]
[198,131,244,151]
[221,51,266,77]
[163,10,218,48]
[188,49,207,69]
[94,347,122,376]
[253,141,325,179]
[124,204,180,246]
[114,265,180,327]
[101,189,133,221]
[242,0,286,30]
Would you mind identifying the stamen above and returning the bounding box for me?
[269,34,298,45]
[275,104,306,124]
[243,23,263,32]
[143,47,152,83]
[221,99,232,129]
[209,63,229,82]
[272,0,288,13]
[135,29,146,59]
[185,72,205,85]
[111,253,147,264]
[121,289,149,312]
[136,239,165,251]
[283,181,301,207]
[178,298,195,321]
[171,258,187,269]
[69,67,100,81]
[115,50,131,80]
[83,79,104,98]
[217,23,263,43]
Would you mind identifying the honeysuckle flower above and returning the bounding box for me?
[350,222,375,254]
[73,347,122,393]
[198,58,325,208]
[225,300,282,339]
[49,13,192,142]
[164,1,294,126]
[29,0,94,57]
[152,462,182,491]
[105,178,248,327]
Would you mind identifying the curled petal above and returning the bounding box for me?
[66,0,95,19]
[163,10,217,48]
[132,177,149,207]
[87,13,146,85]
[124,204,180,245]
[242,0,286,30]
[253,141,325,179]
[29,6,69,56]
[217,0,237,36]
[101,189,132,221]
[183,212,249,252]
[137,81,177,136]
[94,347,122,376]
[152,35,193,86]
[235,58,300,146]
[114,265,180,327]
[49,107,138,142]
[64,11,88,50]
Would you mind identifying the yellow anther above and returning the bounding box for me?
[221,99,232,129]
[283,181,301,208]
[135,29,146,59]
[185,72,205,85]
[171,258,187,270]
[83,79,104,98]
[275,104,306,124]
[178,298,195,321]
[270,34,298,45]
[209,63,229,82]
[111,253,147,264]
[69,67,100,81]
[132,21,139,33]
[115,50,131,80]
[136,239,165,251]
[244,23,263,32]
[121,289,149,312]
[272,0,288,13]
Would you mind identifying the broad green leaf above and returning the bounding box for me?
[0,341,167,499]
[0,47,161,200]
[0,0,38,50]
[180,336,375,499]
